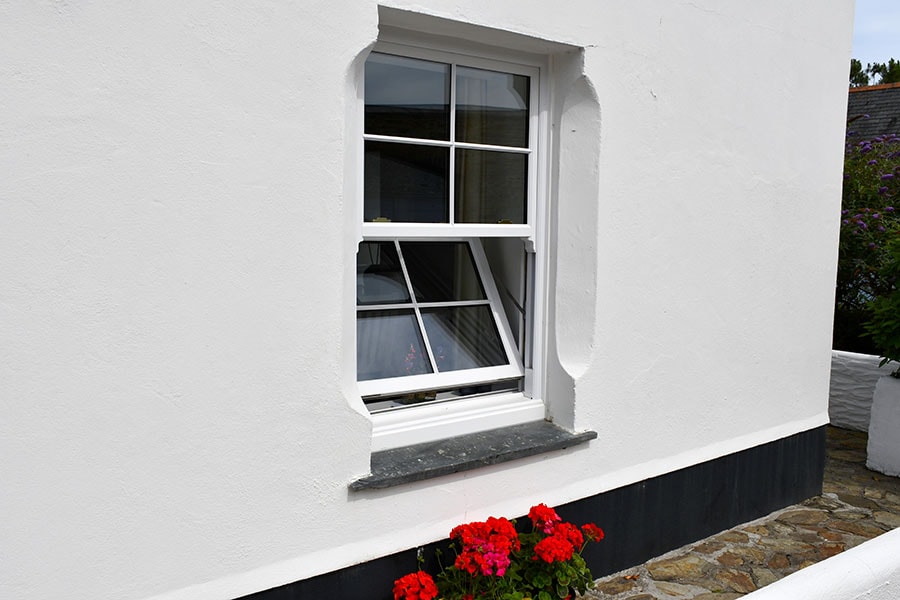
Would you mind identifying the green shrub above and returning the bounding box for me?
[864,226,900,376]
[834,126,900,353]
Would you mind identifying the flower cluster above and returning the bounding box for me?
[450,517,520,577]
[527,503,562,534]
[842,206,895,238]
[393,570,440,600]
[581,523,605,542]
[532,521,583,564]
[392,504,605,600]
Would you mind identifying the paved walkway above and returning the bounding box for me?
[586,426,900,599]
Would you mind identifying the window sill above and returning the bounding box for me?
[349,421,596,491]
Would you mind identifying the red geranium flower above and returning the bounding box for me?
[450,517,519,576]
[533,535,575,563]
[393,570,438,600]
[554,522,584,548]
[528,503,562,534]
[582,523,605,542]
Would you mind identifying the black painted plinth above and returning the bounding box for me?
[350,421,597,490]
[240,426,826,600]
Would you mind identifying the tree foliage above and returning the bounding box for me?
[869,58,900,85]
[850,58,869,87]
[850,58,900,87]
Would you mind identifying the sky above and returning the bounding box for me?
[852,0,900,67]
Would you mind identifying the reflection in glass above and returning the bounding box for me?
[365,141,449,222]
[365,53,450,140]
[456,67,529,147]
[421,306,507,372]
[455,149,527,223]
[357,310,432,380]
[357,242,409,305]
[401,242,485,302]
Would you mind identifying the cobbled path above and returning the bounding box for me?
[585,426,900,599]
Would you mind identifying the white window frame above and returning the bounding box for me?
[357,35,551,451]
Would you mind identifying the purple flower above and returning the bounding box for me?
[882,173,895,180]
[873,213,881,219]
[868,242,877,249]
[880,187,890,194]
[842,219,850,225]
[868,159,879,165]
[886,206,895,212]
[878,226,886,232]
[858,221,868,230]
[841,209,849,215]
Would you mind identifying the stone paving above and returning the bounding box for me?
[586,426,900,599]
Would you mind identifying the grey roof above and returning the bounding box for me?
[847,83,900,140]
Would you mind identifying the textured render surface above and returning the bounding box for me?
[867,376,900,477]
[1,2,853,600]
[829,351,887,431]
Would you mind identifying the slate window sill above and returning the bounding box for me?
[349,421,597,491]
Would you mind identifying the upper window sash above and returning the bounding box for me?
[362,44,540,240]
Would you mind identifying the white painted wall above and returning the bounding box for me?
[830,350,889,431]
[866,376,900,476]
[0,2,853,600]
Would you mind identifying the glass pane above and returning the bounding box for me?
[365,52,450,140]
[365,141,449,223]
[401,242,485,302]
[357,309,432,380]
[357,242,410,305]
[455,149,527,224]
[421,306,507,372]
[456,67,529,147]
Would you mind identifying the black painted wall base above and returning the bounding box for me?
[240,426,825,600]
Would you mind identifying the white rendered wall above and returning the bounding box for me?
[829,350,888,431]
[0,2,853,600]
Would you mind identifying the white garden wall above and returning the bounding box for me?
[1,2,853,600]
[829,350,888,431]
